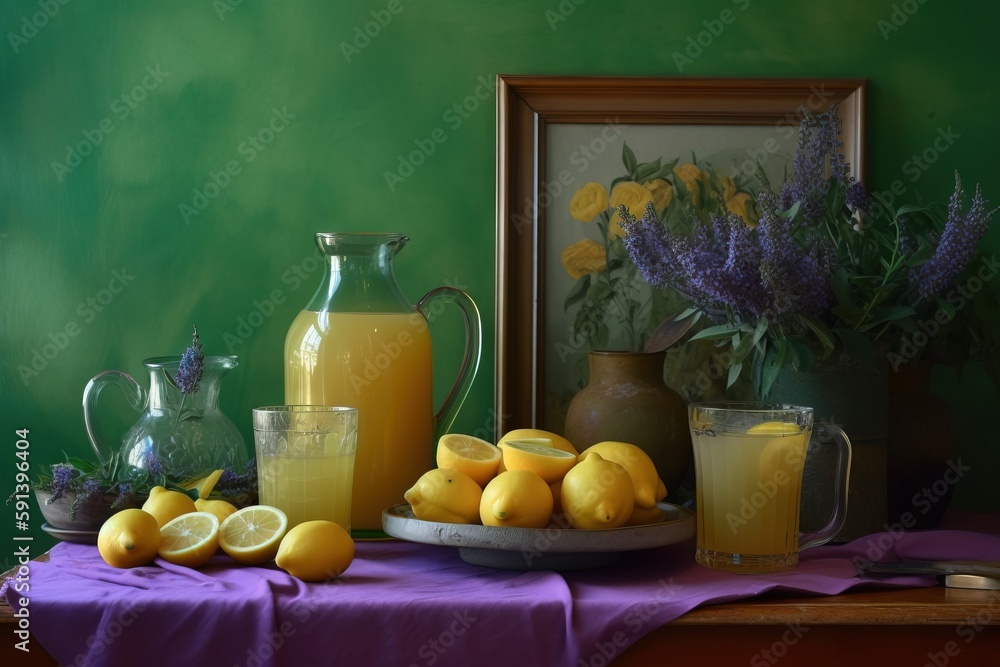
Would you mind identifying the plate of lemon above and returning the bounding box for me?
[382,432,695,570]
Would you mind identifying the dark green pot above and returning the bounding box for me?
[766,353,888,542]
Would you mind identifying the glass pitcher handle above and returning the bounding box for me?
[82,370,148,465]
[417,286,482,439]
[799,422,853,551]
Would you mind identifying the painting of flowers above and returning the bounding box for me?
[542,122,799,432]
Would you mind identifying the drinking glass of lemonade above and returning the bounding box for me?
[253,406,358,532]
[689,402,852,574]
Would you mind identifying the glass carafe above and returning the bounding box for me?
[84,356,250,481]
[284,233,481,536]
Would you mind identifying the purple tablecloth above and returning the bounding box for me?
[6,524,1000,667]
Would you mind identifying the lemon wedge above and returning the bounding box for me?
[436,434,502,487]
[498,439,577,484]
[159,511,220,568]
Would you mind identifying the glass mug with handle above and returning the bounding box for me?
[689,402,852,574]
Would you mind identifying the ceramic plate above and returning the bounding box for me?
[41,523,100,544]
[382,503,694,570]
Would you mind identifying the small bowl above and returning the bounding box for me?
[34,489,142,531]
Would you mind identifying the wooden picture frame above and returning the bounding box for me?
[494,75,867,438]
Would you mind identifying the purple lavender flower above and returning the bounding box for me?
[175,325,204,394]
[897,216,917,257]
[76,478,103,504]
[910,173,999,303]
[47,464,76,503]
[846,181,870,214]
[781,107,849,225]
[144,451,165,478]
[111,482,135,510]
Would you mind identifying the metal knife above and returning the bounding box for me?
[857,560,1000,579]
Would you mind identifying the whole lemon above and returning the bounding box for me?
[276,520,355,582]
[195,498,239,524]
[404,468,483,524]
[98,508,161,568]
[560,453,635,529]
[142,486,198,527]
[579,442,662,509]
[480,470,553,528]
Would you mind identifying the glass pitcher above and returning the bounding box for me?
[284,232,481,536]
[84,356,250,481]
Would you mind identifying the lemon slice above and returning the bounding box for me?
[747,421,801,435]
[753,422,808,481]
[497,428,579,456]
[158,511,220,568]
[219,505,288,565]
[498,439,578,484]
[436,434,502,487]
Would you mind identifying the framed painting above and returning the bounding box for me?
[494,75,867,438]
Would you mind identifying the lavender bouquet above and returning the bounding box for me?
[620,106,1000,398]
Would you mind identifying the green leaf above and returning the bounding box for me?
[797,313,836,357]
[732,330,756,365]
[751,315,769,347]
[831,267,863,326]
[643,310,697,353]
[834,327,876,370]
[786,337,814,372]
[689,324,741,342]
[588,280,611,302]
[564,275,591,311]
[622,143,638,178]
[935,295,957,321]
[859,305,917,331]
[760,338,788,399]
[727,361,743,389]
[635,158,663,182]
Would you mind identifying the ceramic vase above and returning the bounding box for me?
[564,350,691,494]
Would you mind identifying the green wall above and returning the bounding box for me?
[3,0,998,559]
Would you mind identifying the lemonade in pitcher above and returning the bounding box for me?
[285,310,433,532]
[282,233,481,537]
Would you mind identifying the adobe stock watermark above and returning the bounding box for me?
[877,0,930,41]
[888,255,999,371]
[406,610,477,667]
[64,601,146,667]
[237,594,327,667]
[223,246,325,352]
[17,267,136,385]
[213,0,244,21]
[508,118,628,235]
[7,0,72,54]
[51,65,170,182]
[750,623,810,666]
[545,0,586,30]
[852,458,970,573]
[577,578,679,667]
[340,0,416,62]
[347,280,469,393]
[672,0,751,73]
[923,590,1000,667]
[179,106,296,224]
[384,75,495,192]
[867,125,961,220]
[728,84,833,180]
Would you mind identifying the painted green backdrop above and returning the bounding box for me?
[3,0,999,560]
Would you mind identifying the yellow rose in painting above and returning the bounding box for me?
[726,192,761,227]
[561,239,607,280]
[673,163,709,207]
[608,181,654,237]
[644,178,674,212]
[568,182,609,222]
[716,172,737,201]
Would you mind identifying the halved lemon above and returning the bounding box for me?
[497,428,579,456]
[218,505,288,565]
[436,434,502,487]
[498,439,578,484]
[158,511,220,568]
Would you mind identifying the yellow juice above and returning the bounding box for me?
[259,452,355,531]
[284,310,434,533]
[692,428,808,571]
